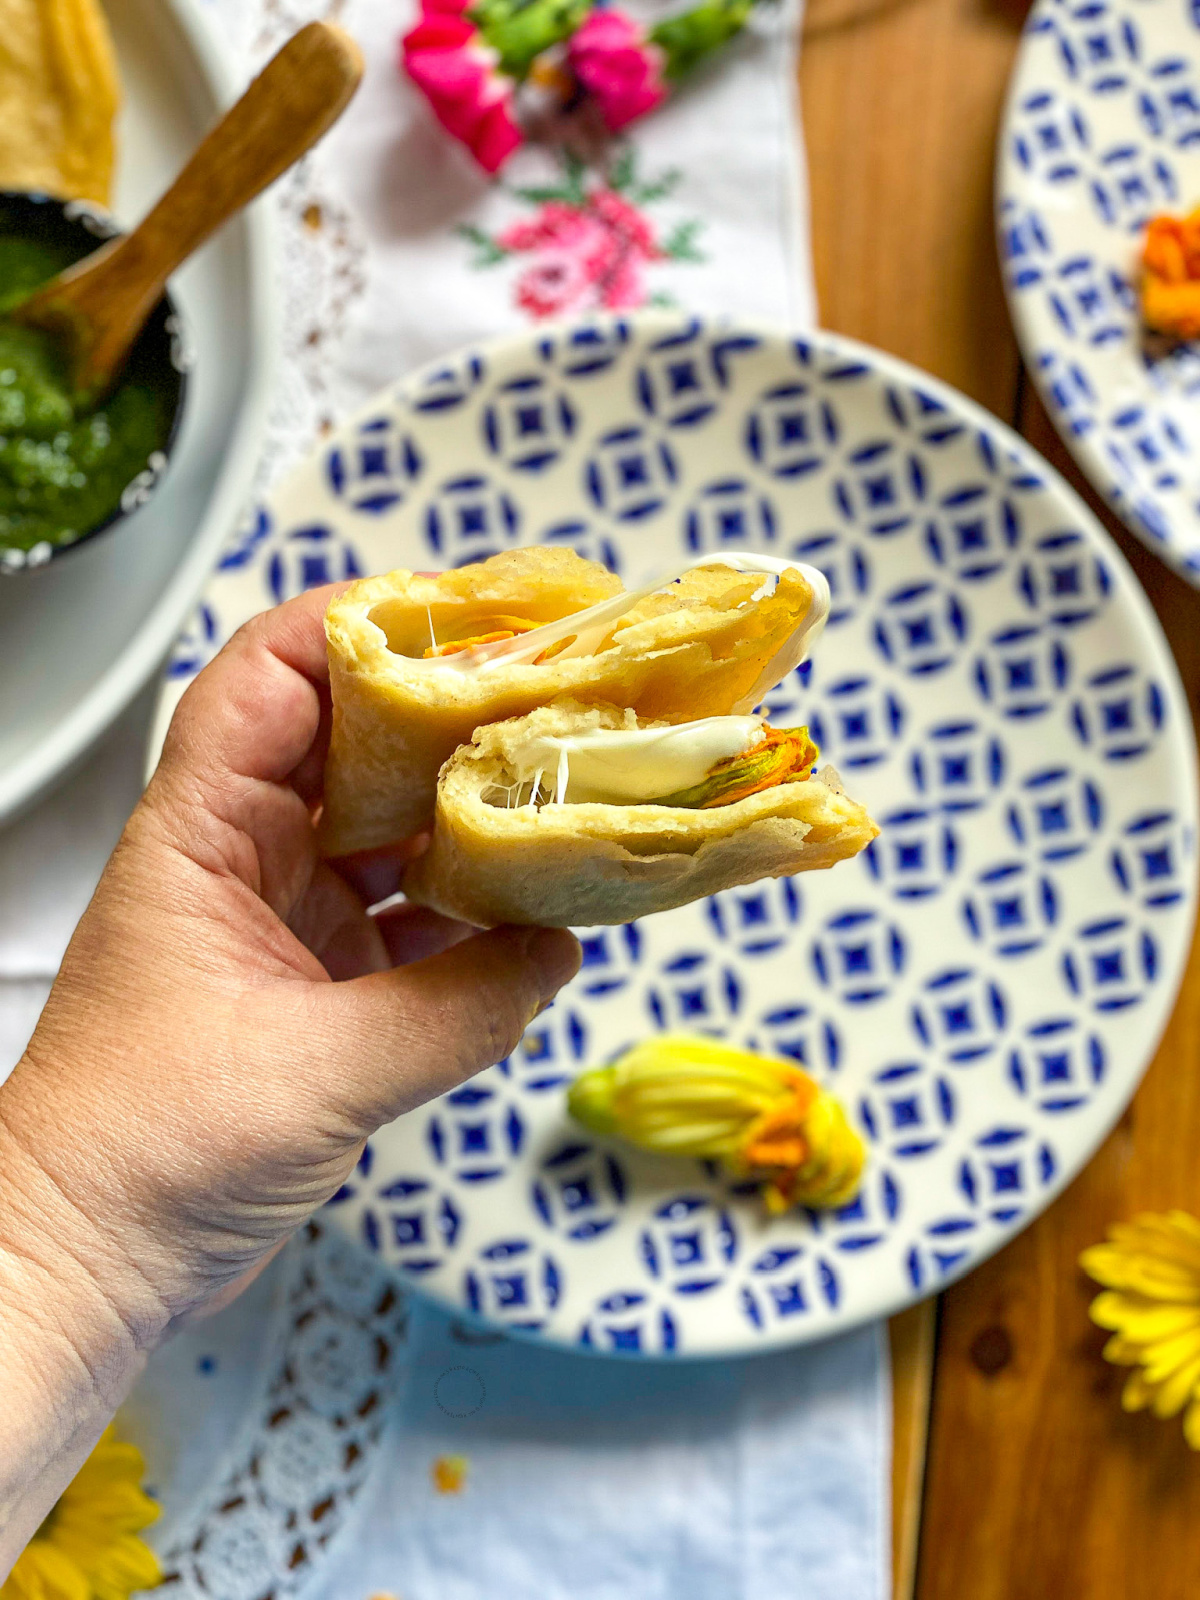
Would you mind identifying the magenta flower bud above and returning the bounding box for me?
[401,8,523,174]
[566,9,668,133]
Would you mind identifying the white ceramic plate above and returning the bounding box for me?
[154,312,1197,1356]
[0,0,276,826]
[999,0,1200,584]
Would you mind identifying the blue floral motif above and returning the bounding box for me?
[424,474,521,564]
[860,1061,956,1160]
[744,384,837,478]
[639,1195,737,1295]
[359,1177,463,1273]
[1006,765,1104,860]
[264,523,363,603]
[911,969,1009,1063]
[1061,915,1159,1008]
[584,426,678,520]
[810,909,907,1005]
[326,417,422,514]
[1008,1016,1106,1112]
[683,478,777,554]
[958,1125,1057,1224]
[578,1290,678,1353]
[1070,663,1166,759]
[482,375,576,472]
[531,1142,627,1242]
[738,1244,840,1331]
[863,808,960,900]
[464,1239,563,1331]
[707,879,801,956]
[961,860,1060,957]
[1110,809,1194,908]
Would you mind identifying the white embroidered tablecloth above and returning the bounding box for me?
[0,3,891,1595]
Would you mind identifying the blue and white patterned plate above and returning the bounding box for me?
[152,312,1198,1357]
[998,0,1200,583]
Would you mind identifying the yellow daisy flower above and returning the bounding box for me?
[568,1034,866,1214]
[1081,1211,1200,1449]
[2,1425,162,1600]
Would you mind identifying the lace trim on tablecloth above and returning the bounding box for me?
[150,1219,409,1600]
[203,0,369,492]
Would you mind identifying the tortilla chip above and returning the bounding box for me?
[0,0,121,206]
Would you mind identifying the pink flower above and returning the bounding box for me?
[499,201,610,255]
[514,248,598,318]
[599,248,648,308]
[401,12,523,173]
[590,188,660,259]
[566,9,668,133]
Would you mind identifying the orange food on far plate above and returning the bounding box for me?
[1141,207,1200,339]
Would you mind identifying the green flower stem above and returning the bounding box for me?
[649,0,759,81]
[470,0,589,76]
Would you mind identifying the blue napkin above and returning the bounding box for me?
[127,1216,888,1600]
[315,1298,890,1600]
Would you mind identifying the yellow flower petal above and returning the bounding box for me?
[1139,1325,1200,1387]
[2,1425,163,1600]
[1185,1395,1200,1450]
[3,1541,91,1600]
[1149,1348,1200,1418]
[1090,1292,1200,1342]
[1103,1331,1144,1365]
[1122,1369,1155,1412]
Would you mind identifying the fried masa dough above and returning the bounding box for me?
[0,0,120,205]
[401,701,879,927]
[320,547,828,855]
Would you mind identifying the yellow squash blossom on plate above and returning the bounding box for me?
[1081,1211,1200,1448]
[568,1034,865,1213]
[2,1426,161,1600]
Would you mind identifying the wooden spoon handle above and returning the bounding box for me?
[65,22,363,391]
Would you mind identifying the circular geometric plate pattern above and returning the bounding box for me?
[153,312,1198,1358]
[999,0,1200,584]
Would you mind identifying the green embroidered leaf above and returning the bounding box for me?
[609,147,637,194]
[662,219,706,263]
[561,149,590,205]
[512,185,580,204]
[632,168,682,204]
[456,223,510,267]
[648,290,678,308]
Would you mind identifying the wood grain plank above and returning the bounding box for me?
[915,387,1200,1600]
[799,2,1028,1591]
[801,0,1024,413]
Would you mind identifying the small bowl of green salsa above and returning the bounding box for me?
[0,191,188,574]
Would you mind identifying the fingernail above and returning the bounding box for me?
[525,927,582,998]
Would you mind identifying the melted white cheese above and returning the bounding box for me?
[510,717,767,806]
[409,552,831,709]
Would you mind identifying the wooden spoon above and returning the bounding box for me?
[12,21,363,404]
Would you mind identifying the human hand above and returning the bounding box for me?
[0,585,580,1556]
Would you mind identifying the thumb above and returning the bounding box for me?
[311,924,581,1130]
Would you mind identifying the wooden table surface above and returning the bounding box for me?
[799,0,1200,1593]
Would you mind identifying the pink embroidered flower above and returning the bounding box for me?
[566,9,668,133]
[401,11,522,173]
[600,247,649,308]
[499,186,666,316]
[514,248,598,317]
[498,200,610,255]
[590,188,660,258]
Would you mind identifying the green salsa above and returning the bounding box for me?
[0,233,176,555]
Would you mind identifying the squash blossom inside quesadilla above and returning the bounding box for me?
[496,719,819,810]
[568,1036,866,1213]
